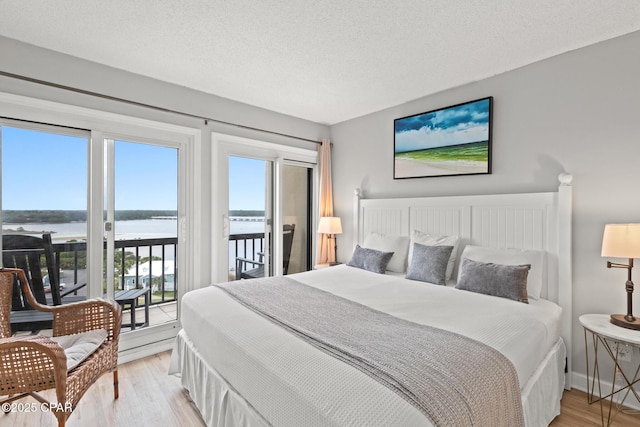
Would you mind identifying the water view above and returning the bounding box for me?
[4,219,178,242]
[3,217,265,270]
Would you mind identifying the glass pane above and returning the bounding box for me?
[1,125,88,302]
[105,140,178,331]
[282,164,311,274]
[228,156,271,280]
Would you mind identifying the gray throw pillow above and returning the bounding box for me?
[455,258,530,303]
[405,243,453,285]
[347,245,394,274]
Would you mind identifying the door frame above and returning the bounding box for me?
[0,92,201,361]
[211,132,317,284]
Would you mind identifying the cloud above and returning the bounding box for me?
[394,98,490,153]
[394,112,437,132]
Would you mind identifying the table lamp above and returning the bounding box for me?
[601,224,640,330]
[318,216,342,265]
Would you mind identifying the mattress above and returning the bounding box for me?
[174,265,564,426]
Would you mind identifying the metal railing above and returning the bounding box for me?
[51,233,266,300]
[228,232,265,279]
[51,237,178,305]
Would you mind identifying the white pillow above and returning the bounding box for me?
[51,329,108,371]
[409,230,459,280]
[362,233,410,273]
[457,245,546,300]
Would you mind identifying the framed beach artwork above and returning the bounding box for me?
[394,97,493,179]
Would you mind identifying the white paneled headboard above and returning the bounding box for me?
[353,173,573,388]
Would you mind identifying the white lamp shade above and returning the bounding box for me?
[318,217,342,235]
[601,224,640,258]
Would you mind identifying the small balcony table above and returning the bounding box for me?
[114,287,151,330]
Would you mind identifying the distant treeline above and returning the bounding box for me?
[229,210,264,217]
[3,210,178,224]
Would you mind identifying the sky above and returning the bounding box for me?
[1,126,178,210]
[394,98,491,153]
[228,156,266,211]
[1,126,265,211]
[114,140,178,210]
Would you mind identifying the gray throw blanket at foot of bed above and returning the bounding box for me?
[215,276,524,427]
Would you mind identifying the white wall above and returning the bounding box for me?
[0,36,329,289]
[330,30,640,382]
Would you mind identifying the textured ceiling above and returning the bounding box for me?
[1,1,639,125]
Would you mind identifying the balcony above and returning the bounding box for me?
[228,232,265,280]
[50,233,265,330]
[49,237,177,332]
[52,237,178,302]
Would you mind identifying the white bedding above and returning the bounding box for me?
[297,265,562,386]
[174,265,564,426]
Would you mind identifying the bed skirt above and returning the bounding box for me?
[169,329,270,427]
[169,329,565,427]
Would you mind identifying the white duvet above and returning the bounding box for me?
[177,265,563,427]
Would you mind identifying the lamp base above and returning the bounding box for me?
[610,314,640,330]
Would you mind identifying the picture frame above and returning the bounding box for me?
[394,97,493,179]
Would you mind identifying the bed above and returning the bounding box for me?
[170,174,573,427]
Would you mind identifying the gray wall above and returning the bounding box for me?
[0,36,329,289]
[330,30,640,382]
[3,30,640,384]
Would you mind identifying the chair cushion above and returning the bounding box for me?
[50,329,108,371]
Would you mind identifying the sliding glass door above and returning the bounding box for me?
[0,94,197,357]
[103,138,180,331]
[213,133,317,283]
[228,156,273,280]
[282,163,312,274]
[0,121,89,296]
[1,122,183,335]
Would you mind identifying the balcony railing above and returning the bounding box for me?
[51,237,178,305]
[51,233,264,302]
[228,232,265,280]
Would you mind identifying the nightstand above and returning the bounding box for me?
[580,314,640,426]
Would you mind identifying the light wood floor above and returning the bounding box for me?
[3,351,205,427]
[4,350,640,426]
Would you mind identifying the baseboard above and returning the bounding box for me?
[571,371,640,411]
[117,337,175,364]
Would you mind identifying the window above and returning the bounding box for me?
[1,121,89,290]
[0,93,198,358]
[212,132,317,283]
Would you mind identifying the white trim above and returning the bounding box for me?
[87,130,105,299]
[118,339,175,365]
[0,117,89,138]
[571,371,640,411]
[273,157,284,276]
[211,132,317,164]
[211,132,317,283]
[0,92,198,136]
[179,131,202,297]
[0,91,200,351]
[114,311,180,362]
[104,138,116,298]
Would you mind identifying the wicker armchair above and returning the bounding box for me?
[0,268,121,427]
